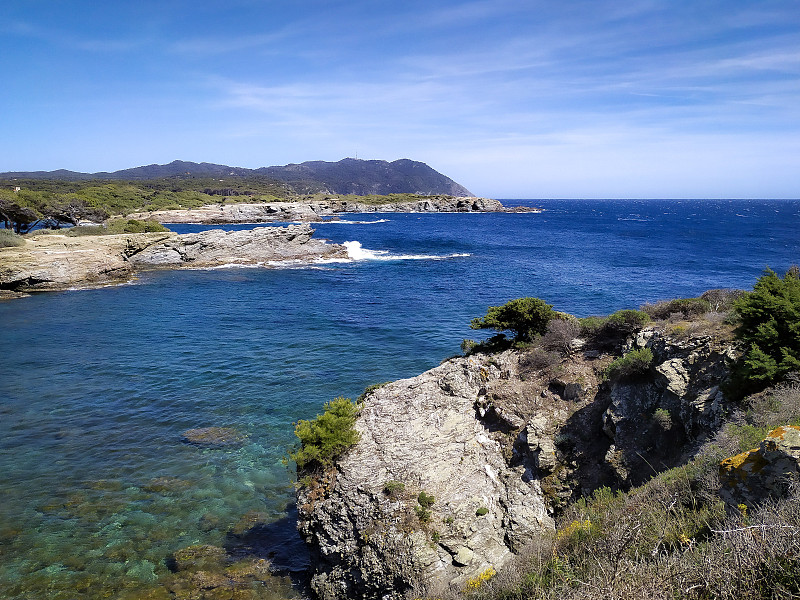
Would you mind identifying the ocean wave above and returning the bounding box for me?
[322,219,391,225]
[343,241,470,261]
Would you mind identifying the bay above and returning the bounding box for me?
[0,199,798,599]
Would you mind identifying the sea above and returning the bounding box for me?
[1,199,799,599]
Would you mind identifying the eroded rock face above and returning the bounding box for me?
[297,355,554,600]
[720,425,800,507]
[0,232,172,291]
[602,329,736,484]
[296,326,741,599]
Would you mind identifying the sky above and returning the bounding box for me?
[1,1,799,198]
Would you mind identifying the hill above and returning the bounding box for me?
[0,158,472,197]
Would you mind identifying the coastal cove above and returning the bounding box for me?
[1,199,799,599]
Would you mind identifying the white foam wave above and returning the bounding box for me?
[343,241,470,261]
[323,219,391,225]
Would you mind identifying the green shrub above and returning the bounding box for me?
[0,228,25,247]
[653,408,672,430]
[641,297,711,320]
[604,309,651,335]
[383,480,405,497]
[476,507,489,516]
[417,490,435,508]
[106,218,169,234]
[604,347,654,380]
[66,225,108,236]
[470,297,556,344]
[732,268,800,391]
[290,397,360,471]
[357,382,389,404]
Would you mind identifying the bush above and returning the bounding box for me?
[641,297,711,321]
[66,225,108,236]
[383,480,405,498]
[604,347,654,380]
[0,228,25,247]
[541,318,581,355]
[105,218,169,234]
[604,309,650,335]
[733,267,800,391]
[701,288,746,313]
[290,397,360,471]
[470,297,556,344]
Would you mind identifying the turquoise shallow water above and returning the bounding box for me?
[1,199,799,599]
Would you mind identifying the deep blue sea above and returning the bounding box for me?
[1,199,799,599]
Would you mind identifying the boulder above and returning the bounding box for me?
[720,425,800,507]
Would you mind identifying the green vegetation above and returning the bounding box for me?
[105,218,169,234]
[476,507,489,516]
[415,490,436,523]
[603,347,654,380]
[732,267,800,391]
[0,228,25,247]
[357,382,390,403]
[290,397,360,471]
[470,297,555,345]
[383,480,406,498]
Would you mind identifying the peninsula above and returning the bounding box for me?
[0,224,345,297]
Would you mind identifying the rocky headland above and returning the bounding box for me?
[295,301,800,600]
[0,224,344,295]
[126,197,513,225]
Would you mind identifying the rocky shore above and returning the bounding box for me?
[126,197,514,224]
[0,224,344,295]
[296,322,758,599]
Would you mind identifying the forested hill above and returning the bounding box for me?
[0,158,472,197]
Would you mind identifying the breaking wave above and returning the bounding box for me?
[342,241,470,261]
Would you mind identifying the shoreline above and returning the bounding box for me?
[0,224,345,296]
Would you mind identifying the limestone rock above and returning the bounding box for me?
[128,224,345,267]
[129,198,507,225]
[603,329,736,485]
[296,354,554,600]
[0,226,344,294]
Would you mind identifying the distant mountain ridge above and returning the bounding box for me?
[0,158,473,197]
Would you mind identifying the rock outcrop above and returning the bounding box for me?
[720,425,800,507]
[126,197,506,225]
[0,225,344,293]
[128,225,343,268]
[297,355,555,600]
[602,328,737,485]
[297,325,739,599]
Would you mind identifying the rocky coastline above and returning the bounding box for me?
[295,315,800,599]
[126,197,525,225]
[0,224,345,296]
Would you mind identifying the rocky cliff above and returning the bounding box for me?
[0,224,344,293]
[296,324,740,599]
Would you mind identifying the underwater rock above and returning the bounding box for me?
[182,427,247,448]
[170,544,227,573]
[143,476,193,494]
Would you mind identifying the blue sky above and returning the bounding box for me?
[2,1,799,198]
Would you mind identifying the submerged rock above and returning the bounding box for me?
[182,427,247,449]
